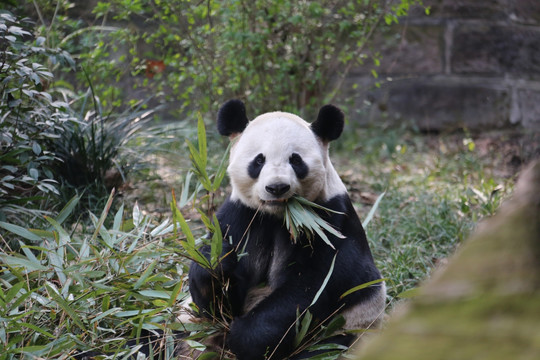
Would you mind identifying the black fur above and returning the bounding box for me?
[289,153,309,179]
[311,104,345,142]
[217,99,249,136]
[248,153,265,179]
[189,194,382,360]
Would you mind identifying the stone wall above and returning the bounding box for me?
[346,0,540,131]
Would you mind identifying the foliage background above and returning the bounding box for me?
[0,1,521,359]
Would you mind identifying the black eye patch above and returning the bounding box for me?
[289,153,308,179]
[248,153,265,179]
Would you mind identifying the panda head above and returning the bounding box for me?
[218,99,346,215]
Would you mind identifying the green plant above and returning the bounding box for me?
[50,84,158,216]
[0,191,199,359]
[0,12,74,224]
[31,0,425,116]
[0,116,231,358]
[332,124,513,304]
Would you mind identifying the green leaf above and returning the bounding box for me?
[196,113,207,168]
[113,203,125,232]
[90,307,122,324]
[0,254,47,272]
[138,290,171,299]
[310,253,337,307]
[294,310,313,347]
[0,222,43,241]
[322,315,346,338]
[91,189,115,242]
[362,192,385,228]
[133,260,157,289]
[55,195,80,225]
[302,350,342,360]
[133,201,142,227]
[306,343,348,352]
[186,339,206,351]
[114,309,156,317]
[167,281,185,307]
[5,281,25,304]
[212,142,231,191]
[197,352,220,360]
[340,278,387,299]
[209,214,223,268]
[45,283,86,331]
[398,287,420,299]
[186,139,211,190]
[19,322,55,339]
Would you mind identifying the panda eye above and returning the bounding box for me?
[289,153,303,166]
[248,153,265,179]
[255,153,265,165]
[289,153,309,179]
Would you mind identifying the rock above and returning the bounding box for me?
[452,24,540,79]
[383,81,511,131]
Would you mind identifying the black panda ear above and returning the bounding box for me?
[217,99,249,137]
[311,104,344,142]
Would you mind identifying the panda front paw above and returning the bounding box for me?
[227,316,292,360]
[216,241,237,275]
[228,318,268,360]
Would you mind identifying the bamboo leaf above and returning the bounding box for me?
[294,310,313,347]
[133,260,157,290]
[18,241,40,265]
[45,283,86,331]
[196,113,207,168]
[212,142,231,191]
[294,196,344,215]
[186,139,210,189]
[90,307,122,324]
[362,192,385,228]
[0,222,42,241]
[138,290,171,299]
[340,278,387,299]
[5,281,24,303]
[54,195,80,225]
[91,189,115,242]
[150,218,171,237]
[0,254,47,272]
[44,216,70,246]
[322,315,346,338]
[19,322,55,339]
[311,253,337,307]
[167,281,185,307]
[210,214,223,268]
[179,171,199,207]
[133,201,142,227]
[113,203,124,232]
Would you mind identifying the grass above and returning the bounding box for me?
[0,118,520,359]
[334,124,513,303]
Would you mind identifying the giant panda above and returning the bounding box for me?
[188,99,386,360]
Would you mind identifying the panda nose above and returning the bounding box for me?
[265,183,291,197]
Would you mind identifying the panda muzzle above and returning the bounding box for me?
[265,183,291,197]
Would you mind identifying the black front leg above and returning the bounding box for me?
[226,273,337,360]
[188,242,238,318]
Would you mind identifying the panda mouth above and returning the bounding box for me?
[261,199,288,206]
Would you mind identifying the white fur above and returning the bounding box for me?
[341,282,386,330]
[227,111,346,214]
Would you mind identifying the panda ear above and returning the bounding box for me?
[217,99,249,138]
[311,104,344,143]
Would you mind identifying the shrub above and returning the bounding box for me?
[50,87,157,215]
[0,11,157,225]
[0,12,74,224]
[32,0,425,116]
